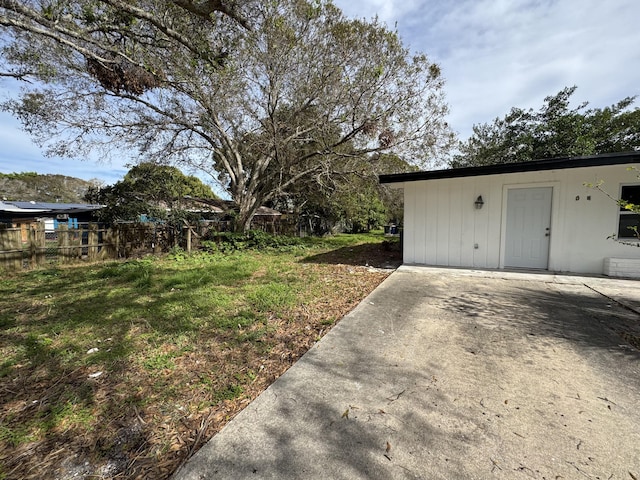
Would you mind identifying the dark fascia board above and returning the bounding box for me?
[379,151,640,184]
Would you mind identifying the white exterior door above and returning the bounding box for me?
[504,187,552,269]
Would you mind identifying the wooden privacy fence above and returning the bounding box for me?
[0,222,115,271]
[0,217,298,271]
[0,222,184,271]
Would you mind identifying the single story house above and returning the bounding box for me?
[182,197,282,222]
[0,201,104,241]
[379,151,640,277]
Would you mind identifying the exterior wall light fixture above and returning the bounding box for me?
[474,195,484,209]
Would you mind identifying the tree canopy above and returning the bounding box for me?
[452,86,640,168]
[1,0,454,231]
[84,162,217,223]
[269,152,409,234]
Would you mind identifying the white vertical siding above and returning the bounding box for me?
[447,180,463,266]
[472,177,492,267]
[459,180,475,267]
[435,181,450,265]
[416,181,428,264]
[485,179,503,267]
[402,164,640,274]
[424,181,436,264]
[404,182,417,263]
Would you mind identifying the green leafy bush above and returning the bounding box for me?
[202,231,304,253]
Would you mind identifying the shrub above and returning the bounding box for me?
[202,231,303,252]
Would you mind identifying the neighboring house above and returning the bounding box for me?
[0,201,103,241]
[180,196,226,219]
[183,197,282,223]
[379,151,640,278]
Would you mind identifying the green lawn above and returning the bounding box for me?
[0,231,400,480]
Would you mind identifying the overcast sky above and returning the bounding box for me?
[1,0,639,186]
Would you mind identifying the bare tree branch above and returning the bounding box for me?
[0,70,34,81]
[171,0,251,30]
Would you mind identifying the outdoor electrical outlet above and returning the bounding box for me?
[474,243,479,249]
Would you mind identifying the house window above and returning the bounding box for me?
[618,185,640,238]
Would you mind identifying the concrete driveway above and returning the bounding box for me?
[173,266,640,480]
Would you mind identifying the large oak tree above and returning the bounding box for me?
[1,0,454,231]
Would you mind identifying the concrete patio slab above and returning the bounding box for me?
[173,267,640,480]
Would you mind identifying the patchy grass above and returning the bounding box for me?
[0,231,400,480]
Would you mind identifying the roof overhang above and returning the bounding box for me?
[379,151,640,185]
[0,203,49,213]
[0,201,104,215]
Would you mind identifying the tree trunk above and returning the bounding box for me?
[234,211,254,233]
[234,193,261,233]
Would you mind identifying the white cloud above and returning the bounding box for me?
[335,0,640,140]
[336,0,423,23]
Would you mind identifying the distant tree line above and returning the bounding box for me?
[0,171,98,203]
[452,86,640,168]
[84,163,217,224]
[85,161,405,234]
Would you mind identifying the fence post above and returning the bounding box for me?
[185,224,192,252]
[153,224,161,254]
[58,224,70,264]
[88,223,98,261]
[115,224,121,258]
[101,226,115,259]
[0,226,7,270]
[100,226,109,260]
[29,224,37,268]
[110,224,120,259]
[72,225,82,260]
[39,221,46,266]
[12,227,22,270]
[36,221,46,267]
